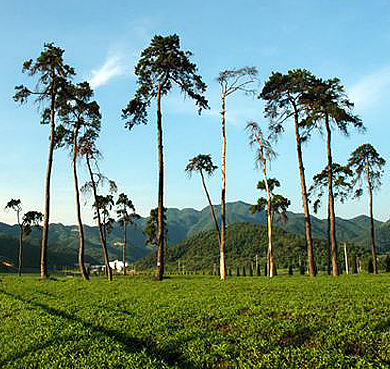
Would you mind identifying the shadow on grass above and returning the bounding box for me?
[0,289,197,369]
[373,317,390,333]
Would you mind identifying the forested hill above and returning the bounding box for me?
[0,201,389,270]
[135,223,370,271]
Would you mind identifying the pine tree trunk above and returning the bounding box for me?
[18,222,23,277]
[73,129,89,281]
[344,243,349,274]
[326,204,331,275]
[293,108,315,276]
[325,115,338,277]
[156,84,165,281]
[86,153,112,281]
[200,170,221,243]
[123,220,127,276]
[262,157,274,277]
[368,172,378,274]
[219,93,227,281]
[40,82,56,279]
[268,212,275,277]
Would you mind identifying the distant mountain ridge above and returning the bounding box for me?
[0,201,389,270]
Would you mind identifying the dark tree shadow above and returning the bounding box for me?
[0,289,198,369]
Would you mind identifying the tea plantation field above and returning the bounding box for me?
[1,274,390,368]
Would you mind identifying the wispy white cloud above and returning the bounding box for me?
[349,66,390,110]
[88,18,157,89]
[89,54,128,89]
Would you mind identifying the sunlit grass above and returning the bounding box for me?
[1,274,390,368]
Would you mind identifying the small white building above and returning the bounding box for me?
[109,259,128,271]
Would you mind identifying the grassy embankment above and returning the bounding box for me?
[1,274,390,368]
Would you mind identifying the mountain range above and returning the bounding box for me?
[0,201,389,270]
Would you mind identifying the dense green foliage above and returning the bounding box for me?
[1,274,390,368]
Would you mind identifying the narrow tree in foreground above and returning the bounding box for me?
[309,163,354,275]
[116,193,140,275]
[80,135,116,281]
[260,69,316,276]
[57,81,101,281]
[245,121,276,276]
[14,43,75,278]
[302,77,363,277]
[5,199,23,276]
[185,154,220,242]
[251,179,290,277]
[217,66,258,280]
[348,144,386,274]
[122,34,208,280]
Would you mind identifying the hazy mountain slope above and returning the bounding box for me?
[0,201,388,270]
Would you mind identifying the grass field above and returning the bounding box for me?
[1,274,390,368]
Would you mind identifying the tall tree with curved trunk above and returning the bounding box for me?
[309,163,354,275]
[217,67,258,280]
[122,34,208,281]
[260,69,317,276]
[245,122,277,277]
[185,154,220,242]
[116,193,140,275]
[80,135,116,281]
[14,43,75,278]
[56,81,101,281]
[251,179,290,277]
[348,144,386,274]
[302,77,363,276]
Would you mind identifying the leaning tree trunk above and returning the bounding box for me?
[367,171,378,274]
[40,84,56,279]
[72,129,89,281]
[200,170,221,243]
[325,114,338,277]
[219,92,227,281]
[293,107,315,276]
[86,153,112,281]
[156,84,165,281]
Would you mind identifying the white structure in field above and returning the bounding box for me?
[109,259,128,271]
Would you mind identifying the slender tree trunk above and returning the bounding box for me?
[220,92,227,281]
[18,218,22,277]
[156,84,165,281]
[86,154,112,281]
[325,114,338,277]
[200,170,221,243]
[73,129,89,281]
[40,83,56,278]
[123,220,127,275]
[326,204,331,275]
[293,108,315,276]
[261,156,274,277]
[344,243,349,274]
[268,211,275,277]
[367,171,378,274]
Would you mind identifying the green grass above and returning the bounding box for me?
[1,274,390,368]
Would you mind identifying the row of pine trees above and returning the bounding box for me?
[10,34,386,281]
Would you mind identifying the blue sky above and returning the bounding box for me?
[1,0,389,225]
